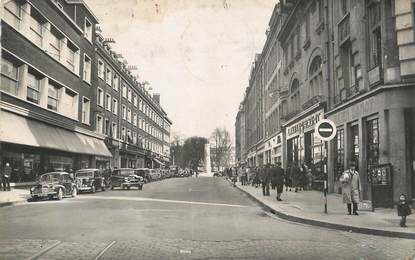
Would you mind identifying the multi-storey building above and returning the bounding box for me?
[0,0,172,184]
[0,0,111,183]
[235,0,415,201]
[94,32,171,169]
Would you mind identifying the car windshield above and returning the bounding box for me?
[39,174,61,183]
[76,171,94,178]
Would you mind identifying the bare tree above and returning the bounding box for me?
[210,127,232,171]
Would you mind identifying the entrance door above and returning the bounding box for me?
[350,124,359,171]
[407,109,415,199]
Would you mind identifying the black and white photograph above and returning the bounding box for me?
[0,0,414,259]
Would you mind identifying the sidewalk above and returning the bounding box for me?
[234,182,415,239]
[0,189,30,207]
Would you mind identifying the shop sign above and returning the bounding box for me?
[286,110,324,139]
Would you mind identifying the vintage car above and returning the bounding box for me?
[110,168,144,190]
[149,169,161,181]
[75,169,106,193]
[30,172,77,200]
[134,168,152,183]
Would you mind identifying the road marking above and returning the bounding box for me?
[27,240,61,260]
[79,195,249,208]
[94,241,116,260]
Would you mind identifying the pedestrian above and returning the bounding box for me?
[285,164,292,191]
[3,163,12,191]
[397,194,412,227]
[242,166,248,186]
[253,167,260,188]
[339,161,361,215]
[290,162,302,192]
[306,166,313,191]
[260,165,271,196]
[271,162,285,201]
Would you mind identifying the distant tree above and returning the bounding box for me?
[182,136,208,171]
[170,133,185,168]
[210,127,232,171]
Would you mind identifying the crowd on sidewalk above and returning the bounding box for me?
[0,162,12,191]
[225,161,412,228]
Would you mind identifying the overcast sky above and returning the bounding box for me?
[86,0,275,141]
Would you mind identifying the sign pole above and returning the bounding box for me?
[324,141,328,214]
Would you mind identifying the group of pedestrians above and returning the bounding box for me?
[0,162,12,191]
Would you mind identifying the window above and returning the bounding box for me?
[49,27,62,60]
[82,97,90,124]
[127,130,132,143]
[47,83,60,111]
[106,68,112,85]
[308,56,322,99]
[139,99,143,111]
[133,113,137,126]
[104,118,110,135]
[289,79,300,113]
[113,74,119,90]
[98,60,104,79]
[1,58,19,95]
[367,118,379,174]
[112,99,118,115]
[334,129,345,180]
[122,105,127,120]
[368,3,381,70]
[96,115,103,134]
[66,41,78,73]
[29,8,44,46]
[122,84,127,98]
[350,124,359,170]
[127,108,131,123]
[84,18,92,42]
[27,72,40,104]
[111,123,117,138]
[128,88,132,102]
[133,132,137,144]
[133,94,137,107]
[105,93,111,111]
[83,54,91,83]
[97,88,104,107]
[121,127,126,141]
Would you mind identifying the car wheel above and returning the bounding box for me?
[91,185,96,193]
[72,187,77,198]
[101,186,105,192]
[57,188,63,200]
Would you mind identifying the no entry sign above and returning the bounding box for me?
[315,119,337,141]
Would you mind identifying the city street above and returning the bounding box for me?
[0,177,414,259]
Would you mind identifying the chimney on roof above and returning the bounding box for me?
[153,93,160,104]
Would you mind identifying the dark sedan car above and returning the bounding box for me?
[75,169,106,193]
[110,168,144,190]
[30,172,77,200]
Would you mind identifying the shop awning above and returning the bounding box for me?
[153,158,164,166]
[0,111,112,157]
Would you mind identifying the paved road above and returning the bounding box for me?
[0,177,413,259]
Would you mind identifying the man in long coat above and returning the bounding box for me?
[271,162,285,201]
[290,162,302,192]
[339,161,361,215]
[260,165,271,196]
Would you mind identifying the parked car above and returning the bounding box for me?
[110,168,144,190]
[30,172,77,201]
[75,169,106,193]
[149,169,161,181]
[134,168,151,183]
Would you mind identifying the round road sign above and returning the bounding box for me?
[315,119,337,141]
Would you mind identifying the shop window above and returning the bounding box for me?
[1,58,19,95]
[82,97,90,124]
[367,118,379,174]
[350,124,359,170]
[112,98,118,115]
[47,83,60,111]
[334,129,345,180]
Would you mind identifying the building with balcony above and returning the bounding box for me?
[0,0,111,183]
[94,32,172,169]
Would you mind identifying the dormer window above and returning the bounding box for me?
[84,18,92,42]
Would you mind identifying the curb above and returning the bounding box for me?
[231,180,415,240]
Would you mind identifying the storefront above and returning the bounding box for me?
[284,108,325,184]
[327,87,415,201]
[0,111,112,183]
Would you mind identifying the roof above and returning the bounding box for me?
[65,0,99,22]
